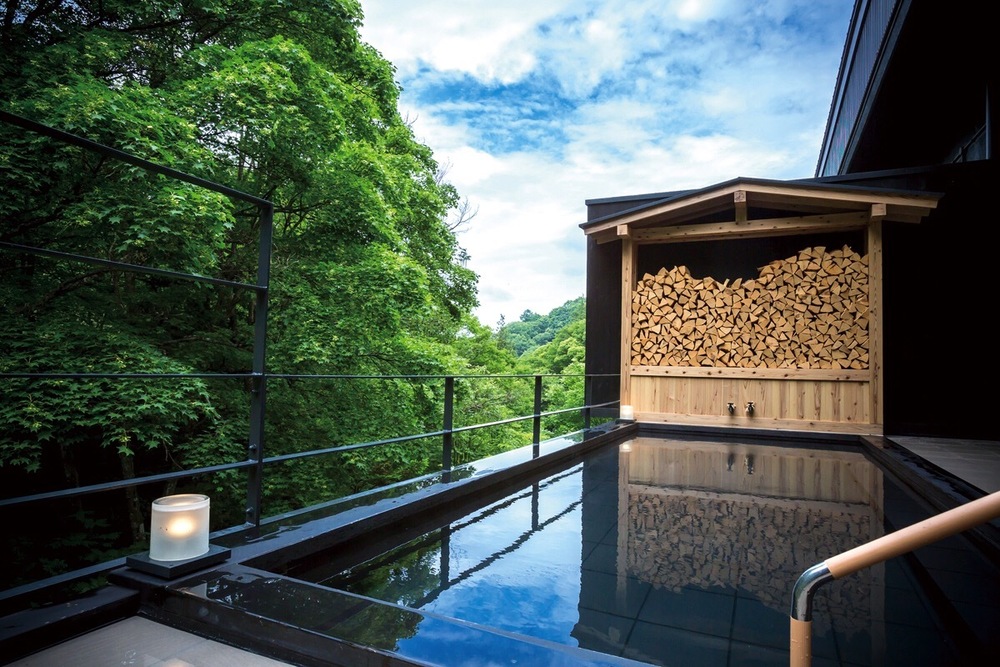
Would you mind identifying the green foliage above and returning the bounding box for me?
[0,1,594,595]
[0,315,220,472]
[8,507,122,591]
[497,296,585,356]
[451,316,519,373]
[516,317,589,438]
[0,0,480,582]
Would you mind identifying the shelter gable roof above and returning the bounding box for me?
[580,176,942,244]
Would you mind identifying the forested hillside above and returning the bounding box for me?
[498,296,585,356]
[0,0,592,591]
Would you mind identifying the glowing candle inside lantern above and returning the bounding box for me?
[149,494,210,561]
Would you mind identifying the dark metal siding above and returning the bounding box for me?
[818,0,902,177]
[875,161,998,438]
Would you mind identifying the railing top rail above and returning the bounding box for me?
[1,371,620,381]
[0,460,258,508]
[269,372,621,380]
[0,109,272,207]
[0,241,264,291]
[0,372,256,380]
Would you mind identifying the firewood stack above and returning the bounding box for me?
[630,245,869,369]
[626,489,873,632]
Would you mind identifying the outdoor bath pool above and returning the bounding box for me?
[271,434,1000,666]
[164,430,1000,666]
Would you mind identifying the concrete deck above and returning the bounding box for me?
[6,615,295,666]
[887,436,1000,494]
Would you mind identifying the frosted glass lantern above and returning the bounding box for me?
[620,405,635,420]
[149,494,210,561]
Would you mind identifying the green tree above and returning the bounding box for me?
[0,0,480,584]
[499,296,585,355]
[516,317,589,438]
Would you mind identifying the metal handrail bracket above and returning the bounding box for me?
[789,489,1000,667]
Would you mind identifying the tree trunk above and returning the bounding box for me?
[119,452,147,543]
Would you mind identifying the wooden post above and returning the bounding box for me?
[734,190,748,223]
[867,214,883,426]
[620,237,637,412]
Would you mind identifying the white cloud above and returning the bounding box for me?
[360,1,574,83]
[359,1,853,328]
[669,0,738,23]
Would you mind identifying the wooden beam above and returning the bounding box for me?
[883,213,925,224]
[868,220,884,427]
[585,182,745,234]
[581,180,941,237]
[631,411,883,435]
[630,365,870,382]
[739,183,940,211]
[627,211,868,244]
[591,228,620,244]
[870,202,887,220]
[617,224,631,238]
[734,190,747,223]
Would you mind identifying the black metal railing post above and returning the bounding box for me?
[443,376,454,477]
[584,374,593,429]
[532,375,543,456]
[531,482,540,531]
[244,202,274,527]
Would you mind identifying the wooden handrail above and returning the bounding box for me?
[789,489,1000,667]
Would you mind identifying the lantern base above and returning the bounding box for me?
[126,544,231,580]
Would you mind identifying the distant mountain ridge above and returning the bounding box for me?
[498,297,585,356]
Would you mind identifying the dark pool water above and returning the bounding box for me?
[301,437,999,666]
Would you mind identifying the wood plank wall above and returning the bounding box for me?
[622,237,882,433]
[631,375,872,431]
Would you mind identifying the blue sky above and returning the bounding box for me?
[358,0,854,328]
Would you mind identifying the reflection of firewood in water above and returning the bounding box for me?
[626,488,875,635]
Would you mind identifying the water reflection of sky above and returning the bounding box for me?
[421,469,585,643]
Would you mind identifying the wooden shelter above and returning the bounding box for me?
[582,0,995,439]
[582,178,941,434]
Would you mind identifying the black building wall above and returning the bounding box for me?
[584,236,621,416]
[875,161,998,438]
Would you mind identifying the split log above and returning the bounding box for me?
[630,245,869,369]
